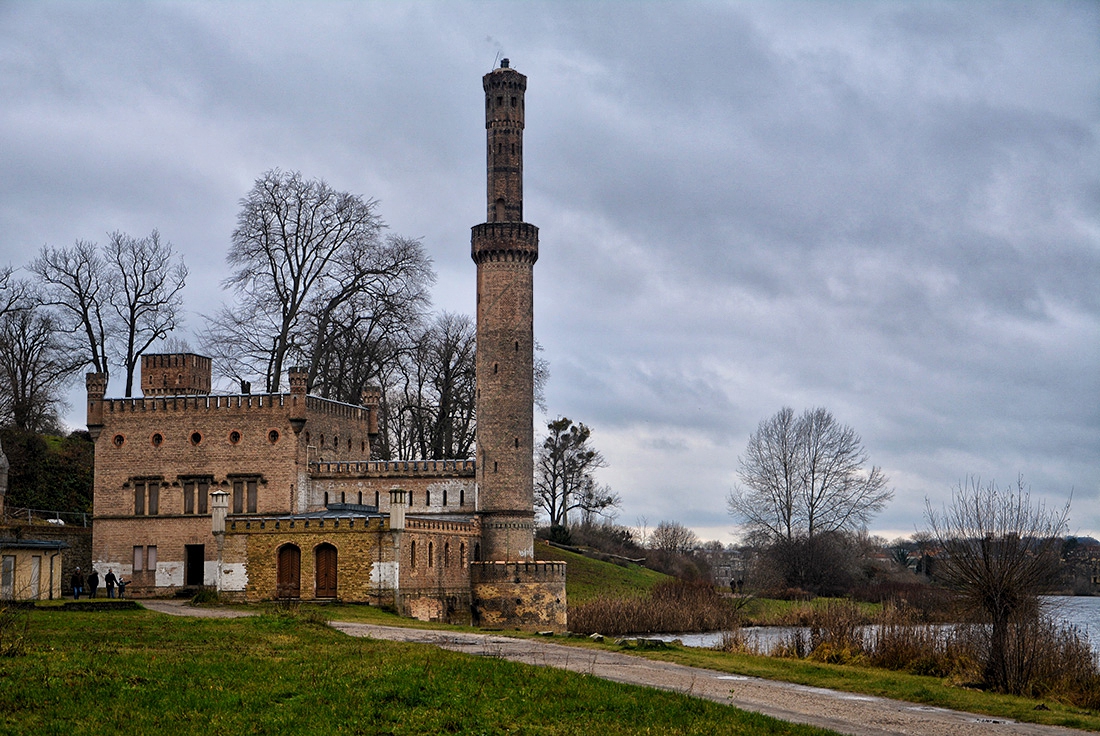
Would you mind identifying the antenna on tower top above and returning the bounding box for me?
[493,49,502,70]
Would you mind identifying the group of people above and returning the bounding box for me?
[70,567,126,599]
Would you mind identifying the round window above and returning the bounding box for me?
[268,429,280,444]
[190,432,202,445]
[151,433,163,447]
[229,430,241,444]
[112,434,125,447]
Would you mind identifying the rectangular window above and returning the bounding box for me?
[183,481,195,515]
[246,480,257,513]
[148,484,159,515]
[133,546,143,573]
[197,480,209,514]
[146,546,157,572]
[232,481,243,514]
[134,482,145,515]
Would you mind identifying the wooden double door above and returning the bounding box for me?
[275,543,337,599]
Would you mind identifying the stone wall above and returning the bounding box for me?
[470,560,566,632]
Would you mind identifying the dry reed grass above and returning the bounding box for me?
[569,580,739,635]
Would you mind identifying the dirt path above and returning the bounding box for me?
[139,602,1086,735]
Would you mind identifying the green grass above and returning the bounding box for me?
[0,608,838,736]
[535,540,670,604]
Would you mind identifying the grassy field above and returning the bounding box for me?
[535,540,669,604]
[0,607,837,736]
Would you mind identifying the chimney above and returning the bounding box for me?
[388,488,406,531]
[210,490,230,534]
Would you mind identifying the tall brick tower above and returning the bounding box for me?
[472,59,538,561]
[470,60,566,630]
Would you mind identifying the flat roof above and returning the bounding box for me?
[0,538,69,551]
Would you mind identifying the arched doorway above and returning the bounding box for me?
[276,544,301,599]
[315,543,337,599]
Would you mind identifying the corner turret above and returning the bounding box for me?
[86,372,107,440]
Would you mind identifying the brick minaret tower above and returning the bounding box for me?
[472,59,539,561]
[469,60,566,631]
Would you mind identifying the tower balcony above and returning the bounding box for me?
[471,222,539,265]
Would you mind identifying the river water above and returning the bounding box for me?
[655,596,1100,655]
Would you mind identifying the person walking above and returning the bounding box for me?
[104,569,117,598]
[70,567,84,599]
[87,569,100,598]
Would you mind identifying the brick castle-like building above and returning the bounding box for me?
[86,61,567,630]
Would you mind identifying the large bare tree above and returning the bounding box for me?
[728,406,892,591]
[28,241,113,386]
[203,169,432,394]
[924,477,1069,693]
[535,417,618,529]
[107,230,188,396]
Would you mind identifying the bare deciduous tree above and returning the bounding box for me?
[728,407,892,591]
[535,417,618,529]
[383,312,476,461]
[0,287,80,431]
[106,230,187,396]
[203,170,433,394]
[29,241,113,385]
[729,407,891,539]
[924,476,1068,692]
[0,267,25,318]
[650,520,698,554]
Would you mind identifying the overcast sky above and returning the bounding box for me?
[2,1,1097,543]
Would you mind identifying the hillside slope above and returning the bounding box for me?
[535,539,670,604]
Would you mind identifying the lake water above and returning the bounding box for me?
[654,596,1100,655]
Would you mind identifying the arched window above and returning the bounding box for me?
[444,543,450,567]
[427,541,434,568]
[410,540,417,568]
